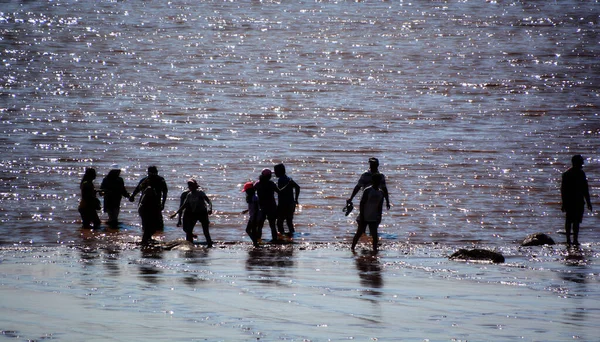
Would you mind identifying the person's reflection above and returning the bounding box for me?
[102,246,121,277]
[179,247,210,288]
[354,251,383,296]
[245,246,294,286]
[560,245,588,325]
[138,246,164,284]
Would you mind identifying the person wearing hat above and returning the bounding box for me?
[346,157,390,212]
[561,155,593,245]
[130,165,168,231]
[170,179,213,246]
[254,168,281,243]
[100,164,130,227]
[242,181,260,247]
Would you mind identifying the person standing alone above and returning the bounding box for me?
[561,155,593,245]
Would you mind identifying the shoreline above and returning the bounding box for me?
[1,242,598,341]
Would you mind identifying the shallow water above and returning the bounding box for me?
[1,0,599,340]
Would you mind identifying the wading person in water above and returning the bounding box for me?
[255,168,280,243]
[274,163,300,237]
[351,173,385,253]
[346,157,390,213]
[561,155,593,246]
[130,166,168,231]
[78,168,102,229]
[171,179,213,247]
[100,164,130,227]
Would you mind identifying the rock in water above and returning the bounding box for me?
[521,233,555,246]
[449,248,505,263]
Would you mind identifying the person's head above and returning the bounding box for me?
[274,163,286,178]
[371,173,382,188]
[108,164,121,177]
[187,178,199,190]
[82,168,96,181]
[368,157,379,171]
[260,168,272,181]
[571,155,585,167]
[242,181,255,200]
[148,166,158,176]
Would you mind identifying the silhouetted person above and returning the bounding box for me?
[255,168,280,243]
[78,168,101,229]
[137,183,162,244]
[130,166,168,231]
[561,155,592,245]
[274,163,300,236]
[242,181,260,247]
[100,164,130,226]
[352,173,385,253]
[170,179,213,246]
[347,157,390,211]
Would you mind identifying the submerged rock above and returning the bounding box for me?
[521,233,555,246]
[449,248,505,263]
[161,240,195,251]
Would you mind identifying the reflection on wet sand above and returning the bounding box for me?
[246,246,295,286]
[354,251,383,297]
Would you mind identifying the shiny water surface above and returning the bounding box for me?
[1,0,599,340]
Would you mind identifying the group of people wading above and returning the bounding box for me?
[79,156,593,252]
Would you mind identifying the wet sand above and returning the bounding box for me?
[1,239,598,341]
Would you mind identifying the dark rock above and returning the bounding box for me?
[521,233,555,246]
[449,248,505,263]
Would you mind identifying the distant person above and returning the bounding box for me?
[347,157,390,212]
[561,155,593,245]
[78,168,102,229]
[274,163,300,236]
[351,173,385,253]
[100,164,130,226]
[255,168,280,243]
[170,179,213,246]
[242,181,260,247]
[130,166,168,231]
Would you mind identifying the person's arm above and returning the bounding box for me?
[358,188,369,222]
[584,174,592,211]
[129,179,143,201]
[272,181,280,194]
[177,192,187,226]
[348,183,361,203]
[560,173,567,212]
[161,179,168,210]
[120,178,130,198]
[292,180,300,203]
[170,195,187,219]
[203,192,213,214]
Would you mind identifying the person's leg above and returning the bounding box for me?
[351,221,367,251]
[246,218,258,246]
[79,208,90,228]
[286,216,295,234]
[91,210,101,229]
[276,207,285,234]
[565,217,572,245]
[256,212,265,241]
[200,215,212,247]
[368,222,379,253]
[182,214,196,243]
[268,214,278,241]
[573,222,580,245]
